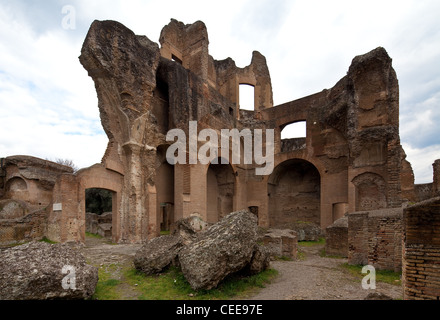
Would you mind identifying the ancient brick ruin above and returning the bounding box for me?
[1,19,440,299]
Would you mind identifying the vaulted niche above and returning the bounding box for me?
[268,159,321,227]
[156,145,175,232]
[207,158,235,224]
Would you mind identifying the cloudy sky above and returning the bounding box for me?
[0,0,439,183]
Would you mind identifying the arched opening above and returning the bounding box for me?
[268,159,321,227]
[85,188,114,239]
[239,84,255,111]
[156,145,175,233]
[156,162,175,233]
[280,121,307,152]
[207,158,235,223]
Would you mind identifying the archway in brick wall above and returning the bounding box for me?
[156,162,175,232]
[206,158,235,224]
[78,164,123,243]
[156,144,175,232]
[85,188,115,239]
[268,159,321,227]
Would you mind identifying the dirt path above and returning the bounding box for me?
[82,236,141,266]
[82,236,142,300]
[81,237,403,300]
[249,244,403,300]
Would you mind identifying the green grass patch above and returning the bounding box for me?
[298,238,325,247]
[92,264,122,300]
[296,249,307,261]
[85,232,103,239]
[123,266,278,300]
[160,230,171,236]
[340,263,402,286]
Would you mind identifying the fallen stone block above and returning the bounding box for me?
[172,215,208,245]
[243,244,271,276]
[261,229,298,260]
[178,210,258,290]
[134,234,183,275]
[0,241,98,300]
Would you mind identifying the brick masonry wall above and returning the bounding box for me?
[325,216,348,257]
[403,197,440,300]
[0,209,48,246]
[414,183,433,202]
[348,208,402,272]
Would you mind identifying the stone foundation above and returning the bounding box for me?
[0,209,48,246]
[260,229,297,260]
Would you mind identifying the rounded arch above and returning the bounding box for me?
[206,158,236,224]
[6,176,27,192]
[203,156,238,175]
[77,164,124,243]
[268,158,321,227]
[156,161,175,233]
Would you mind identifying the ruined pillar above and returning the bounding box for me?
[80,20,161,243]
[347,47,402,210]
[47,174,83,243]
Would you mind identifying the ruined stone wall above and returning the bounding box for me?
[0,156,73,245]
[433,160,440,196]
[414,183,434,202]
[0,19,423,245]
[403,197,440,300]
[325,216,348,257]
[0,156,73,209]
[47,163,123,243]
[72,19,414,243]
[410,159,440,203]
[401,150,416,203]
[0,209,48,246]
[348,208,402,272]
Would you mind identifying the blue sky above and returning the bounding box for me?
[0,0,439,183]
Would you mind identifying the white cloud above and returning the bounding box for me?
[0,3,104,169]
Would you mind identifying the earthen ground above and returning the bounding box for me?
[82,237,403,300]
